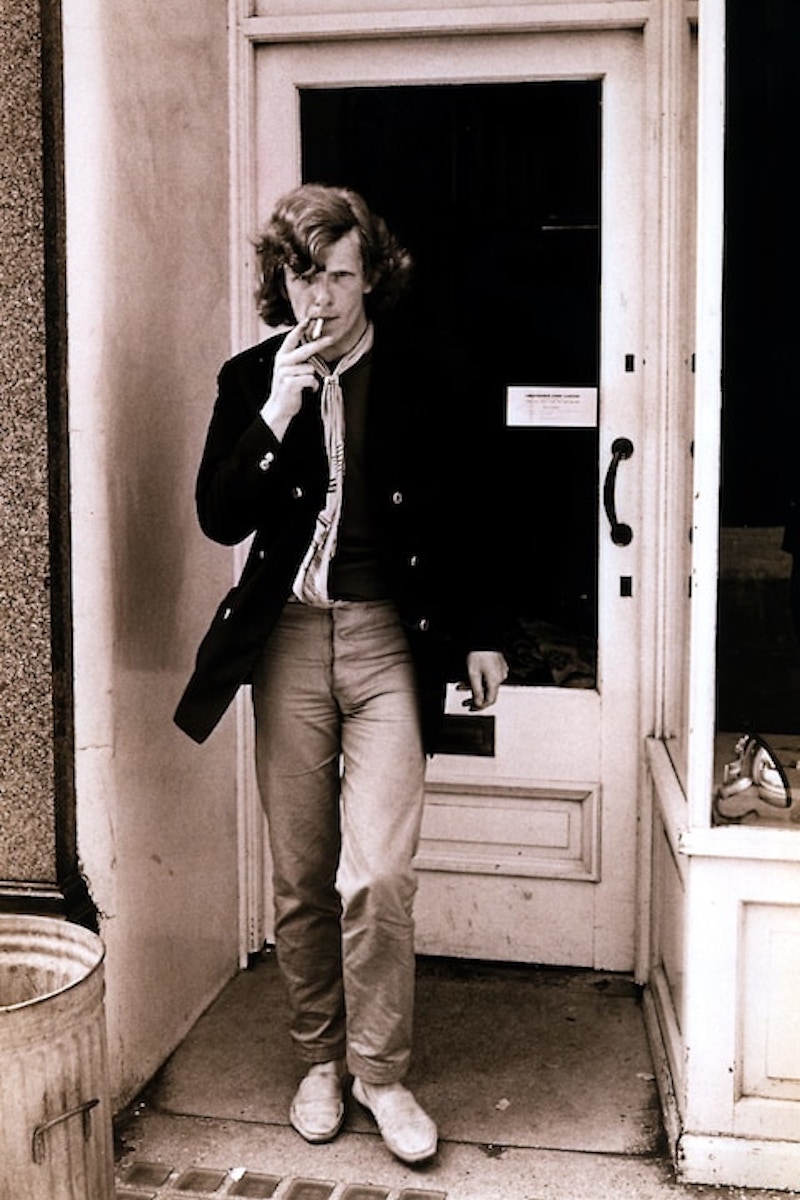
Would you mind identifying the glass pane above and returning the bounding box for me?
[717,0,800,735]
[301,82,601,689]
[714,0,800,824]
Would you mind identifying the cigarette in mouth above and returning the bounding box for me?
[309,317,324,340]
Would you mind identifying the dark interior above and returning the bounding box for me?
[301,82,601,688]
[717,0,800,734]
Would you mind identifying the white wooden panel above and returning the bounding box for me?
[678,1132,800,1192]
[430,686,601,782]
[248,0,651,34]
[653,820,686,1033]
[414,872,596,963]
[673,857,800,1144]
[417,782,599,879]
[740,905,800,1106]
[253,0,645,13]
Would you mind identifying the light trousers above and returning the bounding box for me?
[251,599,426,1083]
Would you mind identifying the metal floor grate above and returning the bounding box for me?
[116,1161,446,1200]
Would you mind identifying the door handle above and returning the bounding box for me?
[603,437,634,546]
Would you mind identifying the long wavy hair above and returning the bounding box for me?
[255,183,413,327]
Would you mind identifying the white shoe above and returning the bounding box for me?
[289,1061,346,1144]
[352,1077,438,1164]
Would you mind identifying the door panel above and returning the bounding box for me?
[254,30,645,970]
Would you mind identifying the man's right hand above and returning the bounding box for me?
[259,318,332,440]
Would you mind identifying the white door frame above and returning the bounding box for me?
[226,0,677,971]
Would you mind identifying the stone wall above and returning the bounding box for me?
[0,0,77,911]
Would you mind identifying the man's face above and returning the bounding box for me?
[284,228,372,360]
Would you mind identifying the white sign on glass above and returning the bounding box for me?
[506,386,598,429]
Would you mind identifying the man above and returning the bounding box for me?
[175,184,507,1164]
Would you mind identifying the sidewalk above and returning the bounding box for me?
[114,956,794,1200]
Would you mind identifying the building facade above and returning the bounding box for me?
[1,0,797,1187]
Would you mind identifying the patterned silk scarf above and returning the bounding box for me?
[292,321,374,606]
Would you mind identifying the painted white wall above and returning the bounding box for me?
[62,0,239,1107]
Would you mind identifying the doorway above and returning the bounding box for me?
[251,29,646,970]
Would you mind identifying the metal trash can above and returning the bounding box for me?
[0,914,114,1199]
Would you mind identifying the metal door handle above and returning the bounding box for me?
[603,437,634,545]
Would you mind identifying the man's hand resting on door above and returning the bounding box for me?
[462,650,509,710]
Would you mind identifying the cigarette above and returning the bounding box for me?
[309,317,324,340]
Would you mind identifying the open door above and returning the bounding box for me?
[251,29,646,971]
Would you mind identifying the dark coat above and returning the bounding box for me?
[174,325,502,749]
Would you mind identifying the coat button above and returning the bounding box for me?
[391,490,403,505]
[291,485,304,500]
[258,451,275,471]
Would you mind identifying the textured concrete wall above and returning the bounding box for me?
[63,0,239,1106]
[0,1,58,884]
[0,0,240,1103]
